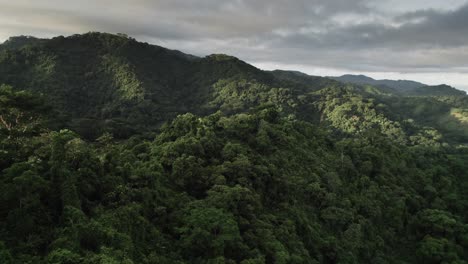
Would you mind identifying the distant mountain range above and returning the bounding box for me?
[2,36,465,97]
[331,74,466,96]
[0,33,467,141]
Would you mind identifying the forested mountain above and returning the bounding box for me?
[1,32,467,263]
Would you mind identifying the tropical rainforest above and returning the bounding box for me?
[0,32,467,263]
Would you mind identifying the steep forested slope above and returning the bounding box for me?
[0,33,278,138]
[0,33,468,264]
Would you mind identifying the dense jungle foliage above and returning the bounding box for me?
[0,33,467,263]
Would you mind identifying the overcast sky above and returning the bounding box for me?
[1,0,468,90]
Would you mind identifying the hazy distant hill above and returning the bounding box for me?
[332,74,425,90]
[332,74,466,96]
[412,84,467,96]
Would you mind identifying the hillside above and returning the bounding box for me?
[0,33,468,263]
[0,33,283,138]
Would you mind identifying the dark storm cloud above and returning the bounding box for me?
[324,4,468,49]
[248,2,468,74]
[1,0,468,87]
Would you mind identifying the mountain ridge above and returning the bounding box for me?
[1,32,467,143]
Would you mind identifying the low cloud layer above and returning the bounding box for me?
[1,0,468,89]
